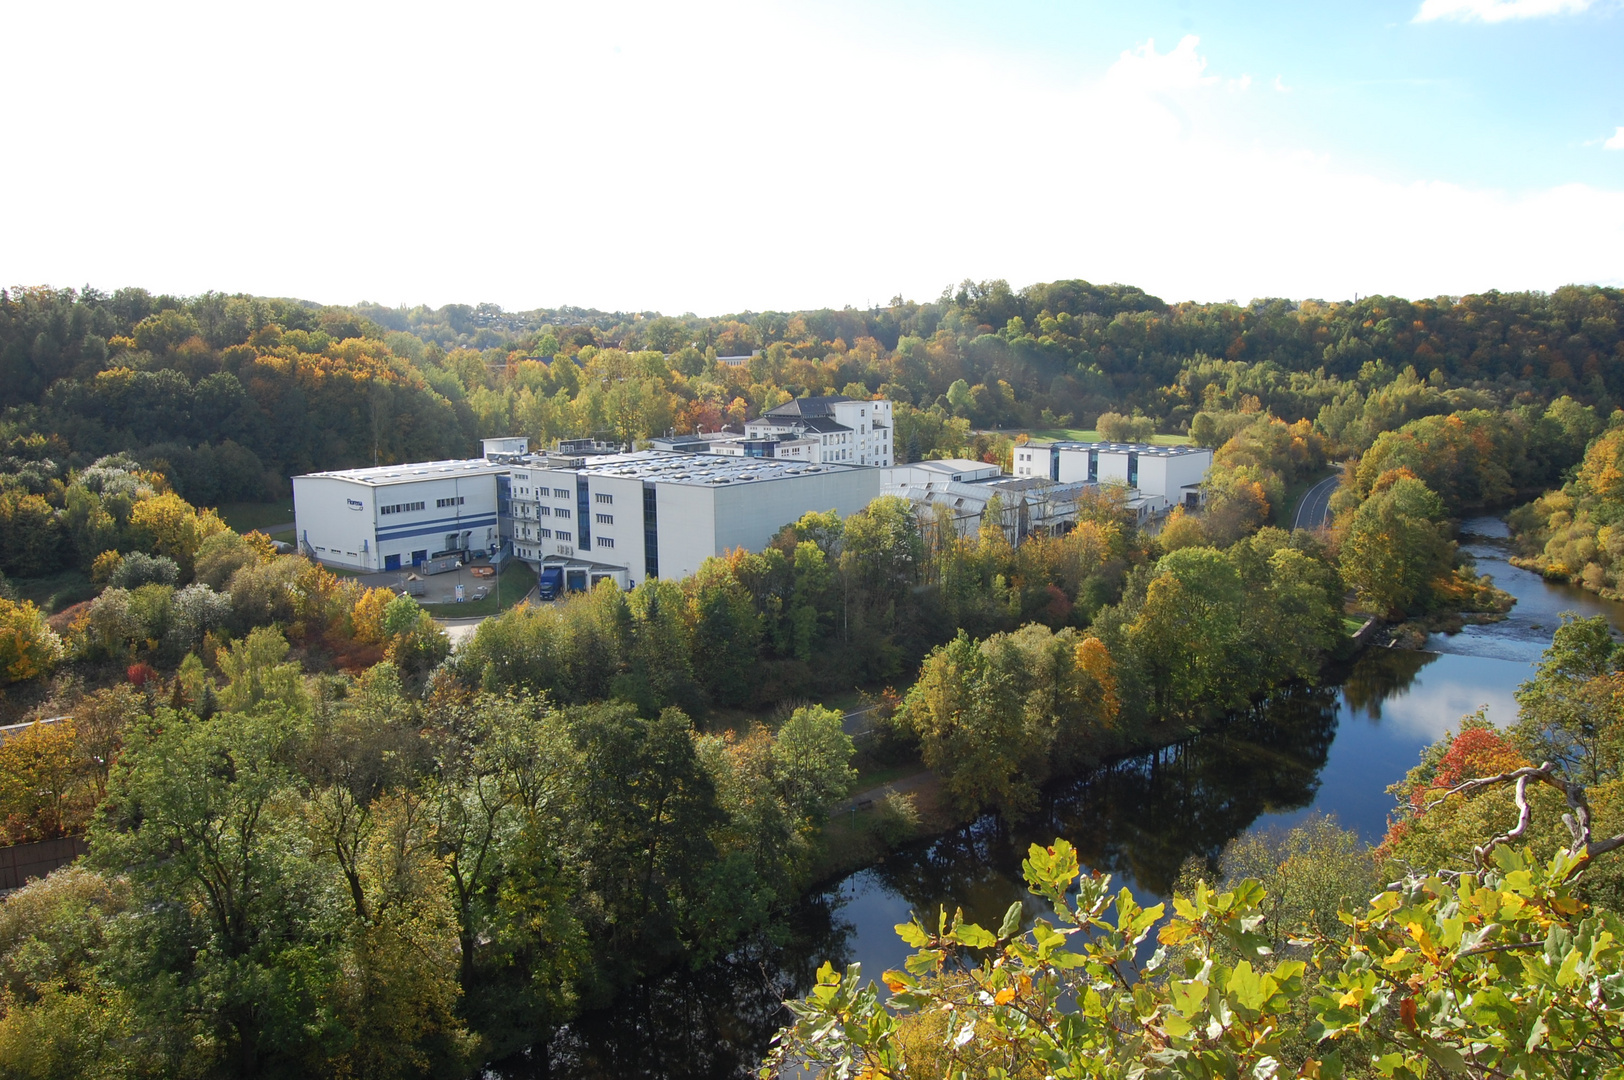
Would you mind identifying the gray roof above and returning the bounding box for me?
[520,450,867,488]
[764,395,855,418]
[1045,441,1210,457]
[295,459,507,487]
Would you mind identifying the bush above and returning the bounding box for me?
[106,552,179,591]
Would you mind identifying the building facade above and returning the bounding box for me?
[741,395,894,466]
[1013,441,1212,511]
[292,459,506,572]
[503,450,881,586]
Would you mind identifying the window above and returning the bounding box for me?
[556,530,572,541]
[555,507,571,519]
[435,496,466,508]
[536,505,551,516]
[537,527,552,538]
[554,488,570,498]
[596,513,613,524]
[598,537,615,548]
[595,493,613,504]
[379,501,425,515]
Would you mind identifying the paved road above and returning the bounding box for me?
[1293,472,1342,531]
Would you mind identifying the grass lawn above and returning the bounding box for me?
[420,562,537,619]
[10,568,98,613]
[1343,614,1371,636]
[1019,427,1193,446]
[214,499,296,539]
[852,760,924,790]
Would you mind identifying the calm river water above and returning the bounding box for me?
[497,517,1624,1079]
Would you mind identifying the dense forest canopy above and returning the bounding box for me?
[2,275,1624,1078]
[3,280,1619,502]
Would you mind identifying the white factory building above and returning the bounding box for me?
[501,449,881,587]
[292,458,507,572]
[1012,441,1213,515]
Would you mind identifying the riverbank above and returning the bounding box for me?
[803,568,1512,889]
[504,516,1616,1079]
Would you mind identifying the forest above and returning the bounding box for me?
[0,277,1622,1078]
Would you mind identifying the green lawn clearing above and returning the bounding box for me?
[214,499,296,539]
[10,568,98,613]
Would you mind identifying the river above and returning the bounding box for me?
[493,517,1624,1078]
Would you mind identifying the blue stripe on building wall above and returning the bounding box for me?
[375,516,498,542]
[375,512,497,538]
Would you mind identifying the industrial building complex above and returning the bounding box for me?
[291,403,1212,596]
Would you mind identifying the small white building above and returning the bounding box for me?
[293,459,507,572]
[505,450,881,586]
[1013,441,1212,509]
[882,459,1001,494]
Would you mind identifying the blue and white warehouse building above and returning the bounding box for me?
[292,459,506,572]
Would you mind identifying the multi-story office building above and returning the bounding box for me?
[501,449,881,589]
[741,395,894,466]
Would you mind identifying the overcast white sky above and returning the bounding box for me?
[2,0,1621,313]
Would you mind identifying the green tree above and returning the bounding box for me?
[1513,613,1622,785]
[90,706,330,1077]
[1340,473,1450,618]
[1126,547,1246,720]
[771,705,856,824]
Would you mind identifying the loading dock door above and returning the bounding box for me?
[566,570,588,593]
[384,554,401,571]
[412,549,428,566]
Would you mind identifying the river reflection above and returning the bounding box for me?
[517,516,1624,1078]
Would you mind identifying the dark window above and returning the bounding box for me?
[1127,452,1139,488]
[596,513,613,524]
[577,486,591,550]
[643,482,659,580]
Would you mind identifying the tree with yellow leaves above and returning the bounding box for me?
[0,719,88,842]
[0,597,63,686]
[127,492,228,574]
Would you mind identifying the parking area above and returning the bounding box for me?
[355,557,511,607]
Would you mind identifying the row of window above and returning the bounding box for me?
[596,513,612,524]
[595,493,613,504]
[435,496,465,508]
[379,501,425,515]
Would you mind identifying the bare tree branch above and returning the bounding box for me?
[1422,760,1624,868]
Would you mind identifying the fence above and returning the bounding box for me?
[0,836,87,891]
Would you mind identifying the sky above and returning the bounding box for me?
[2,0,1621,315]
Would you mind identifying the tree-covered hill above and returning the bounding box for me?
[3,281,1619,502]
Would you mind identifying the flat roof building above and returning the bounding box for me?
[505,450,881,586]
[293,458,507,572]
[1013,441,1212,510]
